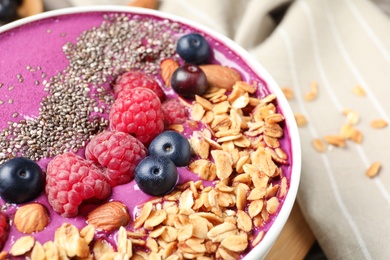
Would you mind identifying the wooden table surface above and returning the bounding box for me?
[265,202,316,259]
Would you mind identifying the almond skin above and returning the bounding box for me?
[199,65,242,91]
[14,203,50,234]
[161,59,179,87]
[86,201,130,231]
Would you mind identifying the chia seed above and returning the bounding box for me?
[0,14,182,165]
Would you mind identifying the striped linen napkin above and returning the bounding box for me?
[45,0,390,259]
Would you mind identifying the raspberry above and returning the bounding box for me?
[161,98,188,126]
[109,87,165,145]
[85,131,147,187]
[45,152,111,217]
[114,70,165,101]
[0,211,9,251]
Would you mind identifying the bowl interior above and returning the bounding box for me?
[0,6,301,259]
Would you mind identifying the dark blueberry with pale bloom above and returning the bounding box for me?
[135,155,178,196]
[176,33,211,64]
[0,157,45,203]
[148,131,191,167]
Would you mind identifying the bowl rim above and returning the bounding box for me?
[0,5,302,259]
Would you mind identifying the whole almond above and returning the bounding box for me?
[161,59,179,87]
[199,65,242,91]
[86,201,130,231]
[14,203,50,234]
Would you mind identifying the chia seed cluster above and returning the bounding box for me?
[0,13,183,165]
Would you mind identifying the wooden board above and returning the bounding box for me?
[265,202,316,259]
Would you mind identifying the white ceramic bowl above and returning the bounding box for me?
[0,6,301,259]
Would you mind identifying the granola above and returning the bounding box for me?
[126,81,289,259]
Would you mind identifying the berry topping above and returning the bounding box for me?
[109,87,165,145]
[171,64,208,99]
[161,98,188,126]
[85,131,147,187]
[176,33,211,64]
[148,131,191,167]
[113,70,165,101]
[135,155,178,196]
[0,157,45,204]
[0,211,9,251]
[46,152,111,217]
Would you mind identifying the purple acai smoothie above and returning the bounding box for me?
[0,10,292,259]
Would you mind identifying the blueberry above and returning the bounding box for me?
[171,64,208,99]
[0,0,18,23]
[176,33,211,64]
[0,157,45,203]
[148,131,191,167]
[135,155,178,196]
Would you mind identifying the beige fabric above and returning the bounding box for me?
[44,0,390,259]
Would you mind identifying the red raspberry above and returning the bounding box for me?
[114,70,165,101]
[46,152,111,217]
[85,131,147,187]
[0,211,9,251]
[109,87,165,145]
[161,98,188,126]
